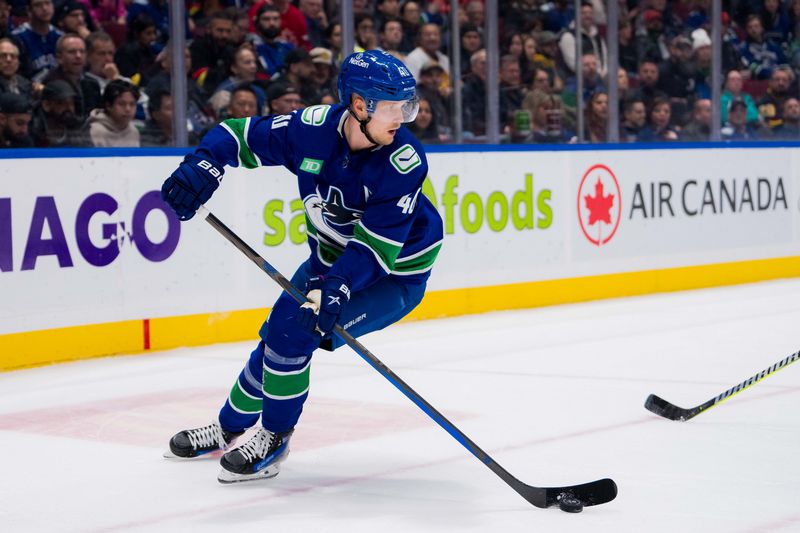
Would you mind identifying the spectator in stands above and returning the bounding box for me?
[251,0,309,50]
[740,13,787,80]
[227,7,250,47]
[638,97,678,141]
[721,69,760,124]
[324,21,342,64]
[632,59,667,113]
[615,67,631,102]
[722,97,760,139]
[499,53,525,134]
[139,87,171,146]
[563,52,606,105]
[520,90,574,143]
[226,83,259,119]
[620,97,646,142]
[771,97,800,137]
[416,60,450,138]
[84,31,125,93]
[13,0,63,82]
[87,78,138,146]
[0,92,33,147]
[635,9,669,64]
[531,30,564,93]
[680,98,712,140]
[190,11,236,97]
[375,0,400,31]
[0,37,34,99]
[30,78,87,146]
[354,13,378,51]
[146,42,215,142]
[209,44,266,118]
[405,22,449,80]
[657,35,696,121]
[584,91,608,142]
[762,0,792,43]
[559,1,608,77]
[265,81,302,114]
[618,19,639,75]
[114,12,157,86]
[504,32,524,61]
[253,4,293,77]
[379,17,404,58]
[54,2,91,40]
[44,33,102,121]
[461,48,486,137]
[464,0,485,31]
[758,65,794,127]
[459,23,482,76]
[406,95,439,143]
[399,0,422,53]
[309,46,335,96]
[276,47,316,104]
[125,0,168,42]
[77,0,126,26]
[299,0,327,48]
[691,28,712,99]
[0,0,11,40]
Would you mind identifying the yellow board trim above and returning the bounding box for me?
[3,256,800,371]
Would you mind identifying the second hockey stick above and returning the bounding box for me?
[198,205,617,511]
[645,349,800,421]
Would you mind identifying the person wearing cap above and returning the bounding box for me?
[0,91,33,147]
[252,4,293,77]
[43,33,102,121]
[309,46,335,96]
[30,78,88,146]
[531,31,564,93]
[277,47,316,104]
[722,97,761,140]
[0,37,34,99]
[656,34,697,123]
[54,1,91,40]
[12,0,63,82]
[265,81,302,114]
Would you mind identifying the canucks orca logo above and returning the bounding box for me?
[315,186,362,227]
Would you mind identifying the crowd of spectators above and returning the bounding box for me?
[0,0,799,149]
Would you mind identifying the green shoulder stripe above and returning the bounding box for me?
[221,118,260,169]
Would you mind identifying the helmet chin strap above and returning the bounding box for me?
[348,103,380,146]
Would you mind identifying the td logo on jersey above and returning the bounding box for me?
[577,164,621,246]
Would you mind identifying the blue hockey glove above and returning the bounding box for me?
[161,153,224,220]
[297,275,351,335]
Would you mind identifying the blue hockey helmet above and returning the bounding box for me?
[337,50,419,122]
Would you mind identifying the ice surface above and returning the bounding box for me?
[1,279,799,532]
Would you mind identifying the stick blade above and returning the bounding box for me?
[645,393,692,421]
[517,478,618,508]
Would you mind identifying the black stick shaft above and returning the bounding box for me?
[198,206,537,504]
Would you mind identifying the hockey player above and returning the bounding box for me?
[160,50,443,483]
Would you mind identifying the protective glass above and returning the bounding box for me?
[370,96,420,123]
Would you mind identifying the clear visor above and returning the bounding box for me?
[370,96,419,123]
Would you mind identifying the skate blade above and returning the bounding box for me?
[217,464,281,484]
[162,448,224,460]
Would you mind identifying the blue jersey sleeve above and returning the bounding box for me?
[327,140,429,292]
[195,114,298,174]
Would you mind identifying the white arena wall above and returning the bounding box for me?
[1,143,799,370]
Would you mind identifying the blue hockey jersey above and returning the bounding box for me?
[11,23,62,82]
[197,104,443,292]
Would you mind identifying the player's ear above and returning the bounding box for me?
[351,94,367,117]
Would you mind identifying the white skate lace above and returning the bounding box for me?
[237,427,276,462]
[187,422,226,450]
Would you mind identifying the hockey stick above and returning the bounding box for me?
[645,349,800,421]
[197,206,617,510]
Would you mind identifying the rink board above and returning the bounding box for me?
[1,144,799,369]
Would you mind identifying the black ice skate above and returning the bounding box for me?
[163,421,243,459]
[217,427,292,484]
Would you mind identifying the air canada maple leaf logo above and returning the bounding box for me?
[577,164,621,246]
